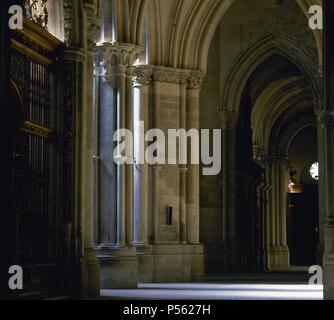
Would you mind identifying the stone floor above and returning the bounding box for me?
[100,273,324,300]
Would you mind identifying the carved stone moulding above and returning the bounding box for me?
[64,48,86,62]
[132,65,205,89]
[11,18,63,67]
[94,43,205,88]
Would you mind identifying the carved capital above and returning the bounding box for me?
[133,65,154,85]
[187,72,205,90]
[94,43,142,83]
[179,73,189,85]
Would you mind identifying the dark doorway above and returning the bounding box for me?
[287,184,319,266]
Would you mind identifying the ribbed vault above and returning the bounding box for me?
[106,0,323,71]
[244,53,316,158]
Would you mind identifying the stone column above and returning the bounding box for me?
[125,65,134,245]
[94,53,116,247]
[262,181,272,271]
[264,157,277,269]
[179,166,188,243]
[133,66,153,245]
[152,78,162,244]
[186,72,204,245]
[278,156,289,266]
[274,160,281,260]
[81,3,101,298]
[272,157,281,268]
[179,75,188,243]
[221,110,240,270]
[115,57,127,247]
[94,42,141,289]
[268,155,289,268]
[152,165,162,244]
[60,2,101,297]
[132,66,154,283]
[317,113,326,264]
[256,177,267,271]
[323,1,334,299]
[318,111,334,299]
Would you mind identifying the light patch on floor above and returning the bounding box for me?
[101,283,323,300]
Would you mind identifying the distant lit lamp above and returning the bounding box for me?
[288,181,304,193]
[288,166,303,193]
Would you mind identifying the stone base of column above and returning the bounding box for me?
[278,246,290,267]
[324,254,334,300]
[81,247,101,297]
[267,246,290,270]
[136,244,154,283]
[97,246,138,289]
[267,246,279,269]
[136,244,204,283]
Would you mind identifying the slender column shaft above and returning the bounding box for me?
[95,72,116,246]
[279,160,288,247]
[133,68,151,245]
[152,80,161,244]
[116,71,126,247]
[274,162,281,249]
[318,111,334,299]
[317,122,325,259]
[186,87,201,244]
[125,73,134,245]
[323,1,334,299]
[83,49,97,250]
[266,162,275,248]
[153,165,161,243]
[180,81,187,243]
[95,43,141,248]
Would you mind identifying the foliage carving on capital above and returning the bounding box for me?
[187,72,205,90]
[133,66,154,85]
[94,43,142,83]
